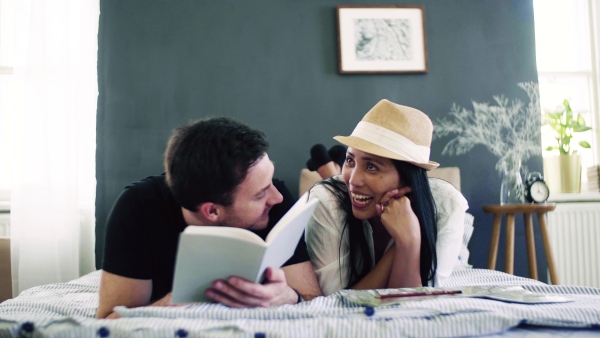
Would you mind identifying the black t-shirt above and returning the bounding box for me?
[102,174,308,302]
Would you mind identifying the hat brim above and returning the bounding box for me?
[334,135,439,171]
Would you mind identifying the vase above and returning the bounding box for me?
[543,154,581,194]
[500,159,525,204]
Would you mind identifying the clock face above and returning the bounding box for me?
[530,180,549,203]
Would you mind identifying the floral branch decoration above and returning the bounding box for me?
[433,82,542,173]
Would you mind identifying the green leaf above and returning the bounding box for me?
[563,99,573,112]
[573,125,592,132]
[543,99,593,155]
[547,112,563,120]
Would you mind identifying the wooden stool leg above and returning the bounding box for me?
[538,211,559,285]
[505,213,515,274]
[488,213,502,270]
[524,212,538,280]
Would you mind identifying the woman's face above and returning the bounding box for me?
[342,147,402,220]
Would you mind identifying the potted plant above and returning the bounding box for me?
[542,99,592,193]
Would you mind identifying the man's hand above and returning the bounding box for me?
[205,267,298,308]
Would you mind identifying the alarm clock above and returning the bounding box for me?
[524,172,550,203]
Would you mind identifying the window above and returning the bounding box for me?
[0,0,98,208]
[534,0,600,187]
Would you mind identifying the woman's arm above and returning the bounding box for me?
[378,193,423,288]
[350,245,394,290]
[305,184,349,296]
[388,233,422,288]
[351,238,421,289]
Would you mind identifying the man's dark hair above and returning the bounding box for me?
[164,116,269,211]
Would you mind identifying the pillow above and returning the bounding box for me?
[454,212,474,270]
[299,168,323,197]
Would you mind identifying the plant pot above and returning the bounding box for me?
[543,154,581,194]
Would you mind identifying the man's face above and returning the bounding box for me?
[217,154,283,230]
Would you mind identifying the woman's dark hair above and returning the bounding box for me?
[392,160,438,286]
[318,160,438,287]
[318,178,370,285]
[164,116,268,211]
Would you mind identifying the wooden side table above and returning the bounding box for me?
[483,203,558,284]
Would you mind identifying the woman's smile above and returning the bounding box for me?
[350,191,374,208]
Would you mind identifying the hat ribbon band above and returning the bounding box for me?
[351,121,430,163]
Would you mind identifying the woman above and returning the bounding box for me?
[306,99,468,296]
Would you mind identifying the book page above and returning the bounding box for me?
[183,224,266,246]
[256,194,319,281]
[171,231,266,304]
[459,285,573,304]
[264,193,312,243]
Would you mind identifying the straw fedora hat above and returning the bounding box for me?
[334,99,439,171]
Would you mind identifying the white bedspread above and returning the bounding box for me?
[0,268,599,337]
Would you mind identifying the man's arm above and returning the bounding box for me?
[205,261,322,308]
[96,270,153,318]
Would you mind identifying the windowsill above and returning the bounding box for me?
[548,192,600,203]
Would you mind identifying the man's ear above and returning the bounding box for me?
[198,202,220,222]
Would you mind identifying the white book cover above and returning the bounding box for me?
[171,193,319,304]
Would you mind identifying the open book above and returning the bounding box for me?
[171,194,319,304]
[341,285,572,306]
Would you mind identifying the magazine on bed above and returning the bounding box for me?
[341,285,573,306]
[171,194,319,304]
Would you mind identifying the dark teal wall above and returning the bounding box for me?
[96,0,545,281]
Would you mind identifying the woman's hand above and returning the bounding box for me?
[376,187,422,288]
[376,187,420,244]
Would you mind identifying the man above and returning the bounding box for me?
[96,117,321,318]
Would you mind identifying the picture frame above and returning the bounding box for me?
[336,6,428,74]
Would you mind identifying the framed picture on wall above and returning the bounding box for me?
[336,6,428,74]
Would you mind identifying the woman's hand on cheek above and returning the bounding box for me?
[376,186,412,213]
[378,191,420,244]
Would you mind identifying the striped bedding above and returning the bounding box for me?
[0,268,599,337]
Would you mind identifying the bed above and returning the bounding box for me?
[1,267,599,337]
[2,168,599,337]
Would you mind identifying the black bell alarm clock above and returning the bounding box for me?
[524,172,550,203]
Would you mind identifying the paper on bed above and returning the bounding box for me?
[341,285,572,307]
[171,194,318,304]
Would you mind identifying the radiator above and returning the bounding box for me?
[547,202,600,287]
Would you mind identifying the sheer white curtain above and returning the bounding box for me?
[9,0,98,296]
